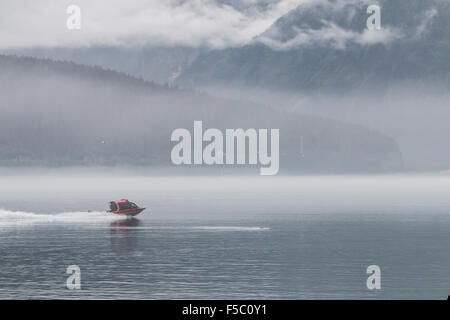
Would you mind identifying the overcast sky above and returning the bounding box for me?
[0,0,439,51]
[0,0,305,50]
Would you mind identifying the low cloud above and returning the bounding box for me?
[415,8,438,37]
[255,0,439,51]
[0,0,303,50]
[0,0,441,51]
[257,21,402,50]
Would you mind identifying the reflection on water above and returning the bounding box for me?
[110,218,142,254]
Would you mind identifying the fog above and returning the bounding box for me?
[196,82,450,172]
[1,170,450,219]
[0,55,402,173]
[291,87,450,171]
[1,53,448,173]
[1,0,446,174]
[0,0,302,50]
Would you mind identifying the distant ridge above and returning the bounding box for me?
[0,54,175,93]
[0,55,403,173]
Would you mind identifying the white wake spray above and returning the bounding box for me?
[0,209,120,227]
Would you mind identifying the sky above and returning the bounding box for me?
[0,1,442,51]
[0,0,305,49]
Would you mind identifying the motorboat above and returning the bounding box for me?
[108,199,145,216]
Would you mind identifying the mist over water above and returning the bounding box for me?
[0,170,449,299]
[0,0,449,302]
[2,169,450,216]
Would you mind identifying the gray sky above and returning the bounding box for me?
[0,0,304,49]
[0,1,441,51]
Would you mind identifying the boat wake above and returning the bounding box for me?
[189,226,269,232]
[0,209,119,227]
[106,225,269,232]
[0,209,269,232]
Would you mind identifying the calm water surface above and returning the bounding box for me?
[0,173,449,299]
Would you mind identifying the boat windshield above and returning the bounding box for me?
[119,202,138,210]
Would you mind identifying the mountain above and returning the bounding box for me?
[12,1,450,94]
[0,55,402,173]
[176,0,450,92]
[10,46,202,86]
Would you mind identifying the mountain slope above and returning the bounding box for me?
[0,55,402,173]
[176,0,450,92]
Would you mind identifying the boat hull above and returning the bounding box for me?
[109,207,145,216]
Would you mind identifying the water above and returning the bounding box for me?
[0,172,449,299]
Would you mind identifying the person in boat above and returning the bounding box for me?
[109,200,138,211]
[109,201,118,211]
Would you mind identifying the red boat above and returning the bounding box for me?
[108,199,145,216]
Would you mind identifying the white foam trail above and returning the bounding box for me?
[0,209,119,227]
[107,226,269,231]
[0,209,269,231]
[190,226,269,231]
